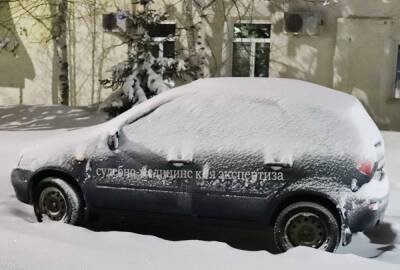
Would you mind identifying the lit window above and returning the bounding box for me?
[395,45,400,98]
[147,22,176,58]
[232,23,271,77]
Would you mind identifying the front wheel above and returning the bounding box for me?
[273,201,340,252]
[33,177,84,225]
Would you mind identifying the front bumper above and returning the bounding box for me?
[11,168,33,204]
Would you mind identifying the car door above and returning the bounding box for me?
[85,102,195,215]
[187,93,290,221]
[191,151,289,221]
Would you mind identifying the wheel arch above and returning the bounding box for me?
[270,191,343,230]
[29,167,86,207]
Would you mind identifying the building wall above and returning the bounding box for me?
[0,0,400,130]
[0,0,132,106]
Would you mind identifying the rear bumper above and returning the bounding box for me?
[345,172,389,233]
[347,196,388,232]
[11,168,32,204]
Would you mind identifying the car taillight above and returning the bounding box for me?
[356,160,373,176]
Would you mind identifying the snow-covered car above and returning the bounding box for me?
[11,78,389,252]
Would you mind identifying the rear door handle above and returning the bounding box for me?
[168,159,192,167]
[264,162,291,170]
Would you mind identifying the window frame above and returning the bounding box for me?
[232,20,271,77]
[394,44,400,99]
[149,20,176,58]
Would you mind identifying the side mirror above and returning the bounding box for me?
[107,131,120,151]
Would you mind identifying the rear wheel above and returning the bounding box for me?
[273,201,340,252]
[33,177,84,225]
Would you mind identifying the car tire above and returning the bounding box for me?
[33,177,84,225]
[273,201,340,253]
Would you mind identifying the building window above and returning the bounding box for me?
[395,45,400,98]
[232,22,271,77]
[147,22,176,58]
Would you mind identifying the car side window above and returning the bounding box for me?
[122,98,196,159]
[122,91,285,160]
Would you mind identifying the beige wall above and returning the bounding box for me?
[1,0,400,130]
[0,0,131,106]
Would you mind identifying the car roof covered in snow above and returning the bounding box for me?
[112,77,359,129]
[186,77,356,107]
[110,77,380,161]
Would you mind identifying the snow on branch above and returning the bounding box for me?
[99,0,201,117]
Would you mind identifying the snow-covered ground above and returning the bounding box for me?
[0,105,399,270]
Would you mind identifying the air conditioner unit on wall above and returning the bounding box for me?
[102,11,132,33]
[284,11,323,36]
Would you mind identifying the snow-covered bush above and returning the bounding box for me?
[99,1,201,117]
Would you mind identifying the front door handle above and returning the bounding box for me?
[264,162,291,170]
[168,159,192,167]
